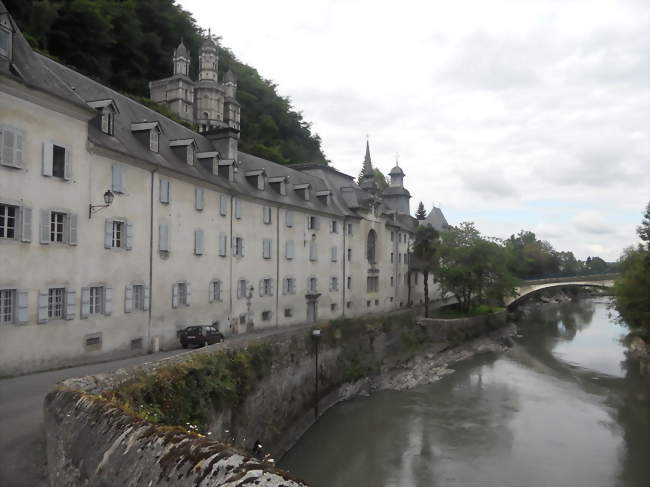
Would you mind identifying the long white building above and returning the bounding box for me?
[0,3,442,376]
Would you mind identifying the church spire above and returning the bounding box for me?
[359,138,378,192]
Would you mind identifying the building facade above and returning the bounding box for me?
[0,4,442,376]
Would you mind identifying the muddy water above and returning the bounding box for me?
[280,298,649,487]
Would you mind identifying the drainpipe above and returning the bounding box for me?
[342,217,347,317]
[147,168,158,352]
[275,206,280,328]
[228,194,234,330]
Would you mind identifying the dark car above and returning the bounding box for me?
[178,325,224,348]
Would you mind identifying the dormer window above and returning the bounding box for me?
[0,14,13,60]
[268,176,287,196]
[245,169,266,190]
[316,190,331,206]
[293,183,311,201]
[169,138,197,165]
[88,99,119,136]
[131,122,162,153]
[197,151,219,174]
[218,159,236,182]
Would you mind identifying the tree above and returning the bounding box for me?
[412,224,440,318]
[637,201,650,250]
[437,223,517,312]
[415,201,426,220]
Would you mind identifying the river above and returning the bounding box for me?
[279,298,649,487]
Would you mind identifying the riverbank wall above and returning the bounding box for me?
[44,310,510,486]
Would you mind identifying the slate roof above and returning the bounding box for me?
[423,206,450,232]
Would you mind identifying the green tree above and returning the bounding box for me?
[412,224,440,317]
[415,201,426,220]
[437,223,517,312]
[637,201,650,250]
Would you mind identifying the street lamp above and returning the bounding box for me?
[246,284,254,332]
[88,189,115,218]
[312,329,321,420]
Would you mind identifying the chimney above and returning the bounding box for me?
[205,126,239,161]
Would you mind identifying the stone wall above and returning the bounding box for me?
[44,310,508,486]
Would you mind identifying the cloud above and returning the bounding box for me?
[573,212,615,234]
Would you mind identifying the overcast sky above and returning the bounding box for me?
[179,0,649,260]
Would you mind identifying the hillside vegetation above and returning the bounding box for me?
[6,0,328,165]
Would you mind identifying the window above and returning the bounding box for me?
[347,223,352,236]
[194,229,205,255]
[346,301,352,309]
[112,220,123,248]
[172,281,190,307]
[347,248,352,262]
[89,286,104,315]
[331,246,337,262]
[262,238,272,259]
[330,277,339,292]
[233,236,244,257]
[263,206,272,224]
[309,240,318,262]
[0,204,16,239]
[218,233,228,257]
[367,276,379,293]
[391,231,395,242]
[234,198,241,219]
[159,223,170,252]
[415,273,419,284]
[237,279,248,299]
[307,277,318,294]
[186,145,194,165]
[367,229,377,264]
[331,220,338,233]
[50,211,66,243]
[260,278,274,297]
[102,111,115,135]
[133,285,146,311]
[0,289,15,324]
[52,145,66,178]
[195,187,204,210]
[0,126,24,168]
[149,129,159,152]
[219,195,228,216]
[307,215,319,230]
[375,299,379,306]
[209,280,222,303]
[390,276,394,287]
[286,210,294,227]
[398,253,402,264]
[111,164,126,193]
[48,288,65,319]
[390,252,394,264]
[347,276,351,290]
[262,310,272,321]
[331,303,337,312]
[42,142,70,180]
[283,277,296,295]
[284,308,293,318]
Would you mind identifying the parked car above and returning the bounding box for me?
[178,325,224,348]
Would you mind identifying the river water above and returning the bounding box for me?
[280,298,649,487]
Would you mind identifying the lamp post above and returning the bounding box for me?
[246,284,254,332]
[88,189,115,218]
[311,329,321,420]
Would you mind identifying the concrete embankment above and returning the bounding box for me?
[44,310,513,486]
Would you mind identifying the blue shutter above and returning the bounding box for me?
[37,289,48,324]
[16,289,29,324]
[124,284,133,313]
[20,207,32,243]
[80,287,90,319]
[125,221,134,250]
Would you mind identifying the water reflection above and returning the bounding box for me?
[280,299,649,487]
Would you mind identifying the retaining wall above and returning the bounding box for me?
[44,310,508,486]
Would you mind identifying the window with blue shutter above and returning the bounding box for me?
[195,187,204,211]
[160,178,170,204]
[219,195,228,216]
[0,126,24,168]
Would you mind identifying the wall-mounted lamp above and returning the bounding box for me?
[88,189,115,218]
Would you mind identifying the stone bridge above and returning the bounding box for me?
[505,273,617,308]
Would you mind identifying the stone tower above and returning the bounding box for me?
[194,35,224,132]
[148,39,195,124]
[382,159,411,215]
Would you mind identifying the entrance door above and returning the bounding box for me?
[307,301,317,322]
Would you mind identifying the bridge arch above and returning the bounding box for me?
[505,276,616,309]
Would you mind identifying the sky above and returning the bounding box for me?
[178,0,649,261]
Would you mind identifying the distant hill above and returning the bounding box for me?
[5,0,328,165]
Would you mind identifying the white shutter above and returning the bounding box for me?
[314,217,320,230]
[286,210,293,227]
[219,233,227,256]
[42,142,53,176]
[80,287,90,319]
[104,218,113,248]
[259,279,264,297]
[125,221,134,250]
[159,223,169,252]
[112,164,122,193]
[217,281,222,301]
[283,278,288,295]
[101,113,109,133]
[185,282,191,306]
[286,240,294,259]
[38,289,48,324]
[331,246,337,262]
[124,284,133,313]
[64,289,76,320]
[236,281,241,299]
[241,238,245,256]
[68,213,78,245]
[17,289,29,324]
[63,146,72,180]
[234,198,241,219]
[219,195,228,216]
[160,179,170,204]
[39,210,50,244]
[208,281,214,303]
[270,279,274,296]
[194,229,204,255]
[172,283,179,308]
[103,286,113,315]
[21,207,32,243]
[195,187,204,210]
[143,285,150,311]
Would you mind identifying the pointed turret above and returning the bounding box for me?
[172,38,190,76]
[382,155,411,215]
[359,139,378,192]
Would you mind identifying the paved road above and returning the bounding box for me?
[0,322,317,487]
[0,349,184,487]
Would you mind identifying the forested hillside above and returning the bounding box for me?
[5,0,328,165]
